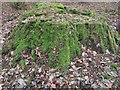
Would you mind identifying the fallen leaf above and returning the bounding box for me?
[84,76,89,80]
[77,59,83,63]
[38,68,42,73]
[49,75,54,83]
[19,60,25,69]
[107,83,113,88]
[100,61,106,64]
[17,78,26,88]
[82,52,88,57]
[48,68,57,73]
[69,75,75,78]
[22,54,29,58]
[71,65,77,71]
[69,68,74,72]
[10,51,14,56]
[93,51,97,56]
[51,84,56,88]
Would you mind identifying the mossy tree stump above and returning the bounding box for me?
[3,3,120,70]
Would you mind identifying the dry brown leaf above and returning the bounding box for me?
[69,75,75,78]
[71,65,78,71]
[38,68,42,73]
[27,56,33,60]
[22,54,29,58]
[100,61,106,64]
[83,69,87,72]
[63,79,69,84]
[10,51,14,56]
[69,68,74,72]
[107,83,113,88]
[75,56,79,60]
[87,49,92,53]
[84,62,89,67]
[93,51,97,56]
[84,76,89,80]
[49,75,54,83]
[48,68,57,73]
[77,59,83,63]
[51,84,56,88]
[82,52,88,57]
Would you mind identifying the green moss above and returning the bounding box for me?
[19,60,26,69]
[31,50,36,57]
[98,24,109,53]
[14,40,27,61]
[4,3,119,71]
[69,8,80,14]
[35,2,46,9]
[102,73,113,79]
[39,22,71,68]
[107,27,117,53]
[100,16,107,21]
[8,15,17,21]
[10,2,25,10]
[35,2,66,14]
[58,40,70,67]
[95,24,116,53]
[35,2,64,9]
[58,28,70,67]
[7,22,119,69]
[108,63,118,71]
[69,24,81,58]
[81,9,95,16]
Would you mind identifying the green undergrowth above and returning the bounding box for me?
[3,3,120,71]
[10,2,25,10]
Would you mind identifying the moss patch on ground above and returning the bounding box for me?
[2,3,120,70]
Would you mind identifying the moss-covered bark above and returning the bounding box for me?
[3,3,119,69]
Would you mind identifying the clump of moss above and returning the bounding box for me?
[108,63,118,71]
[10,2,25,10]
[80,9,95,16]
[102,72,113,79]
[35,2,67,14]
[3,3,119,71]
[40,22,75,68]
[69,8,80,14]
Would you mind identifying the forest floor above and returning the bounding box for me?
[0,2,120,89]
